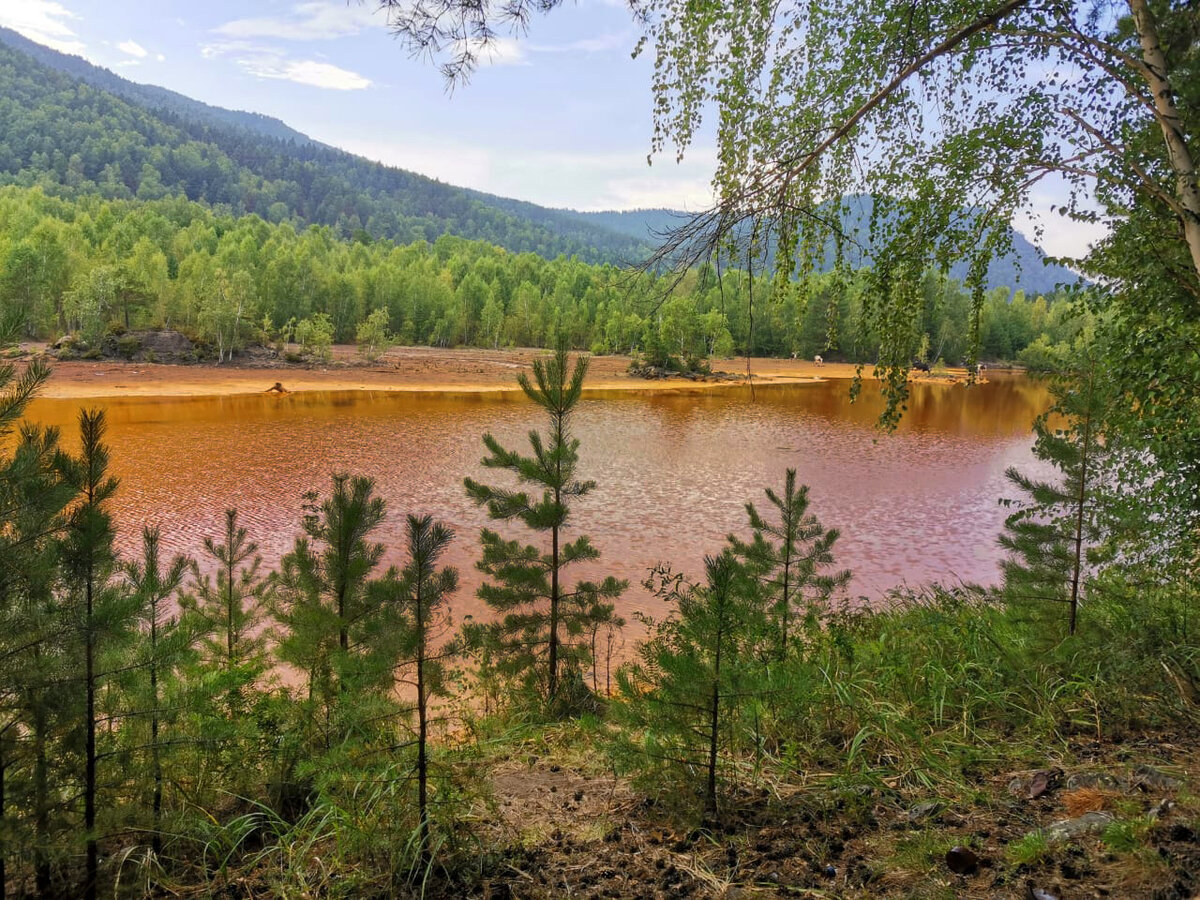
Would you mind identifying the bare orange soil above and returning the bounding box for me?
[30,345,969,401]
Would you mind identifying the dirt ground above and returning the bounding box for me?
[20,343,975,400]
[465,730,1199,899]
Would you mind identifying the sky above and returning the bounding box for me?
[0,0,1106,258]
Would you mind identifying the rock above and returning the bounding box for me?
[137,329,194,356]
[1008,768,1062,799]
[1028,769,1061,799]
[1044,811,1114,842]
[945,846,979,875]
[1064,771,1122,791]
[907,800,942,822]
[1131,765,1182,791]
[1149,798,1175,820]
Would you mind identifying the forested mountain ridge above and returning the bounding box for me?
[0,35,652,263]
[569,200,1085,297]
[0,26,316,147]
[0,29,1079,295]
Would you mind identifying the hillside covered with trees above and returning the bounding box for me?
[0,28,1079,297]
[0,186,1085,367]
[0,35,651,265]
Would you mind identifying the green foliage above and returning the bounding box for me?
[294,312,334,362]
[271,474,397,754]
[616,552,767,814]
[729,468,850,658]
[464,345,626,711]
[1006,830,1051,867]
[355,306,393,361]
[1000,356,1110,635]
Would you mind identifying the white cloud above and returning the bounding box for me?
[156,52,165,62]
[478,37,530,68]
[203,41,371,90]
[1012,178,1111,261]
[255,59,371,90]
[215,1,382,42]
[117,39,147,58]
[0,0,85,54]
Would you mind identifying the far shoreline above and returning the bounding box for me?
[19,344,983,402]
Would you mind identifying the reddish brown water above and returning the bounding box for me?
[27,373,1049,631]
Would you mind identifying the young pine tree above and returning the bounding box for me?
[60,410,137,900]
[183,509,270,695]
[272,474,393,751]
[728,469,850,657]
[464,345,625,711]
[616,551,767,815]
[1000,358,1108,635]
[0,394,74,899]
[391,514,458,864]
[123,526,190,856]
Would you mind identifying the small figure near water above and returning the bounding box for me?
[266,382,288,394]
[814,354,823,366]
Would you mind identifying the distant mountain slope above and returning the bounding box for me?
[0,34,649,263]
[571,201,1083,297]
[0,29,1076,293]
[0,27,315,146]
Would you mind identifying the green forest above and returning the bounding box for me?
[0,186,1086,368]
[0,36,648,265]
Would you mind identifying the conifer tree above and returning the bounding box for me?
[183,510,270,696]
[0,379,74,898]
[1000,358,1108,635]
[123,526,189,855]
[728,469,850,657]
[391,514,458,863]
[272,474,392,749]
[616,551,765,815]
[59,409,133,900]
[464,344,625,710]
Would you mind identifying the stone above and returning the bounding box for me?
[1044,811,1114,842]
[1131,765,1182,791]
[1064,771,1122,791]
[907,800,942,822]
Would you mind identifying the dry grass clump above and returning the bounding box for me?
[1063,786,1107,816]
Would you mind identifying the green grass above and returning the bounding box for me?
[1006,830,1051,867]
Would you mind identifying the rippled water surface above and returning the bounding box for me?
[27,373,1050,624]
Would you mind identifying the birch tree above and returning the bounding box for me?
[380,0,1199,424]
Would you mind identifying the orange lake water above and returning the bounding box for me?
[27,373,1050,634]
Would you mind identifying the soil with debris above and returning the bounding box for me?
[451,730,1199,899]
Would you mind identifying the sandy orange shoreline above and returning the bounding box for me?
[30,345,869,401]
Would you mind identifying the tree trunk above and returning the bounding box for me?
[226,544,235,667]
[34,706,51,897]
[416,582,429,864]
[706,620,724,817]
[549,520,560,704]
[150,611,162,856]
[1130,0,1200,281]
[1068,369,1095,636]
[85,571,97,900]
